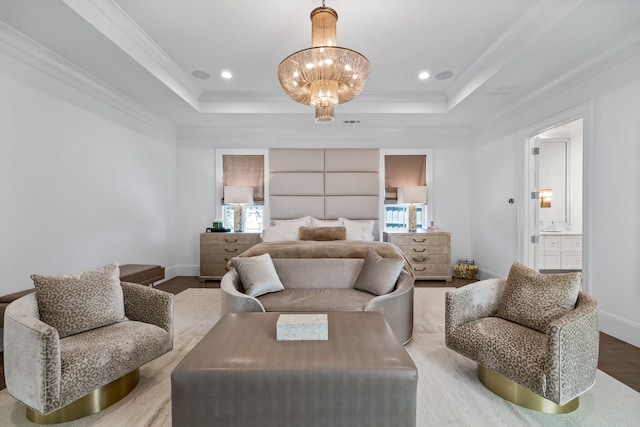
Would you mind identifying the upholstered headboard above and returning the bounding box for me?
[269,148,380,237]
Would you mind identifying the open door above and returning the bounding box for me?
[526,136,542,270]
[524,118,583,273]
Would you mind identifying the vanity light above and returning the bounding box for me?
[540,189,552,208]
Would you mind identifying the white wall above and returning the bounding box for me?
[0,51,177,295]
[471,50,640,346]
[176,128,473,275]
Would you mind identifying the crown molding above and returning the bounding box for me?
[62,0,201,110]
[445,0,584,111]
[198,90,448,115]
[177,125,471,141]
[471,31,640,136]
[0,21,177,138]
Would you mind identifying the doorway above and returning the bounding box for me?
[522,113,586,276]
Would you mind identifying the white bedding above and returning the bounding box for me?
[262,217,376,242]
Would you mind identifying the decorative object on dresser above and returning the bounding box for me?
[398,186,427,232]
[384,231,451,281]
[200,232,261,281]
[223,185,253,232]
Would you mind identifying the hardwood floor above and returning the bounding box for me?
[1,276,638,394]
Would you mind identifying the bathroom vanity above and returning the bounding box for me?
[539,232,582,270]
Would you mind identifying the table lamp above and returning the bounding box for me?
[224,186,253,232]
[398,186,427,232]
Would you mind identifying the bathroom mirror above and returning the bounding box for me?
[539,138,568,224]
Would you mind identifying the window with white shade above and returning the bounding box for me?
[383,152,430,231]
[217,152,266,232]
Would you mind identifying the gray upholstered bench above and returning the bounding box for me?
[119,264,165,286]
[172,312,418,427]
[0,289,36,329]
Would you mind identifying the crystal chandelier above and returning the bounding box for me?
[278,1,370,123]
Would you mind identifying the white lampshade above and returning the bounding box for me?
[398,186,427,205]
[224,186,253,205]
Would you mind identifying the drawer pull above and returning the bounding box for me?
[415,267,427,272]
[225,248,239,253]
[224,238,238,243]
[412,238,426,243]
[412,248,426,253]
[413,257,426,262]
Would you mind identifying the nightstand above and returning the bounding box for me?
[383,231,452,281]
[199,232,261,281]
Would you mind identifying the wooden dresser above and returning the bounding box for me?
[200,232,261,281]
[383,231,452,281]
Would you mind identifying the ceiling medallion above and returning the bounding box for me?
[277,1,369,123]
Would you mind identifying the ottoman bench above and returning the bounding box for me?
[171,312,417,427]
[118,264,164,286]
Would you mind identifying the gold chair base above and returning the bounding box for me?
[477,364,579,414]
[26,369,140,424]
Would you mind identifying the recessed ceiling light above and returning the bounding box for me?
[435,71,454,80]
[192,70,210,80]
[418,71,430,80]
[221,71,233,79]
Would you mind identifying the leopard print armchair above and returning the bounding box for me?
[445,278,599,413]
[4,282,173,423]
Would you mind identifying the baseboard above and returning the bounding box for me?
[599,310,640,348]
[477,268,502,281]
[175,265,200,277]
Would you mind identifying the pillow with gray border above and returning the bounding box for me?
[353,249,404,296]
[232,253,285,297]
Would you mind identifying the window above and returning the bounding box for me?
[382,152,431,231]
[216,151,267,232]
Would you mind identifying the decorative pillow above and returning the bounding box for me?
[339,218,375,241]
[274,216,311,226]
[261,224,301,242]
[32,263,126,338]
[495,262,581,333]
[231,253,285,297]
[353,250,404,296]
[298,226,347,241]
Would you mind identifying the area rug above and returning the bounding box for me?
[0,288,639,426]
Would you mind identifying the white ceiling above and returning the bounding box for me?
[1,0,640,131]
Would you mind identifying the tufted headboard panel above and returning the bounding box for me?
[269,148,380,236]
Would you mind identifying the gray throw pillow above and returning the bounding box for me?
[495,262,581,333]
[232,253,285,297]
[353,249,404,296]
[32,263,126,338]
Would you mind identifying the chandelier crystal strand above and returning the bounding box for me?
[278,4,369,123]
